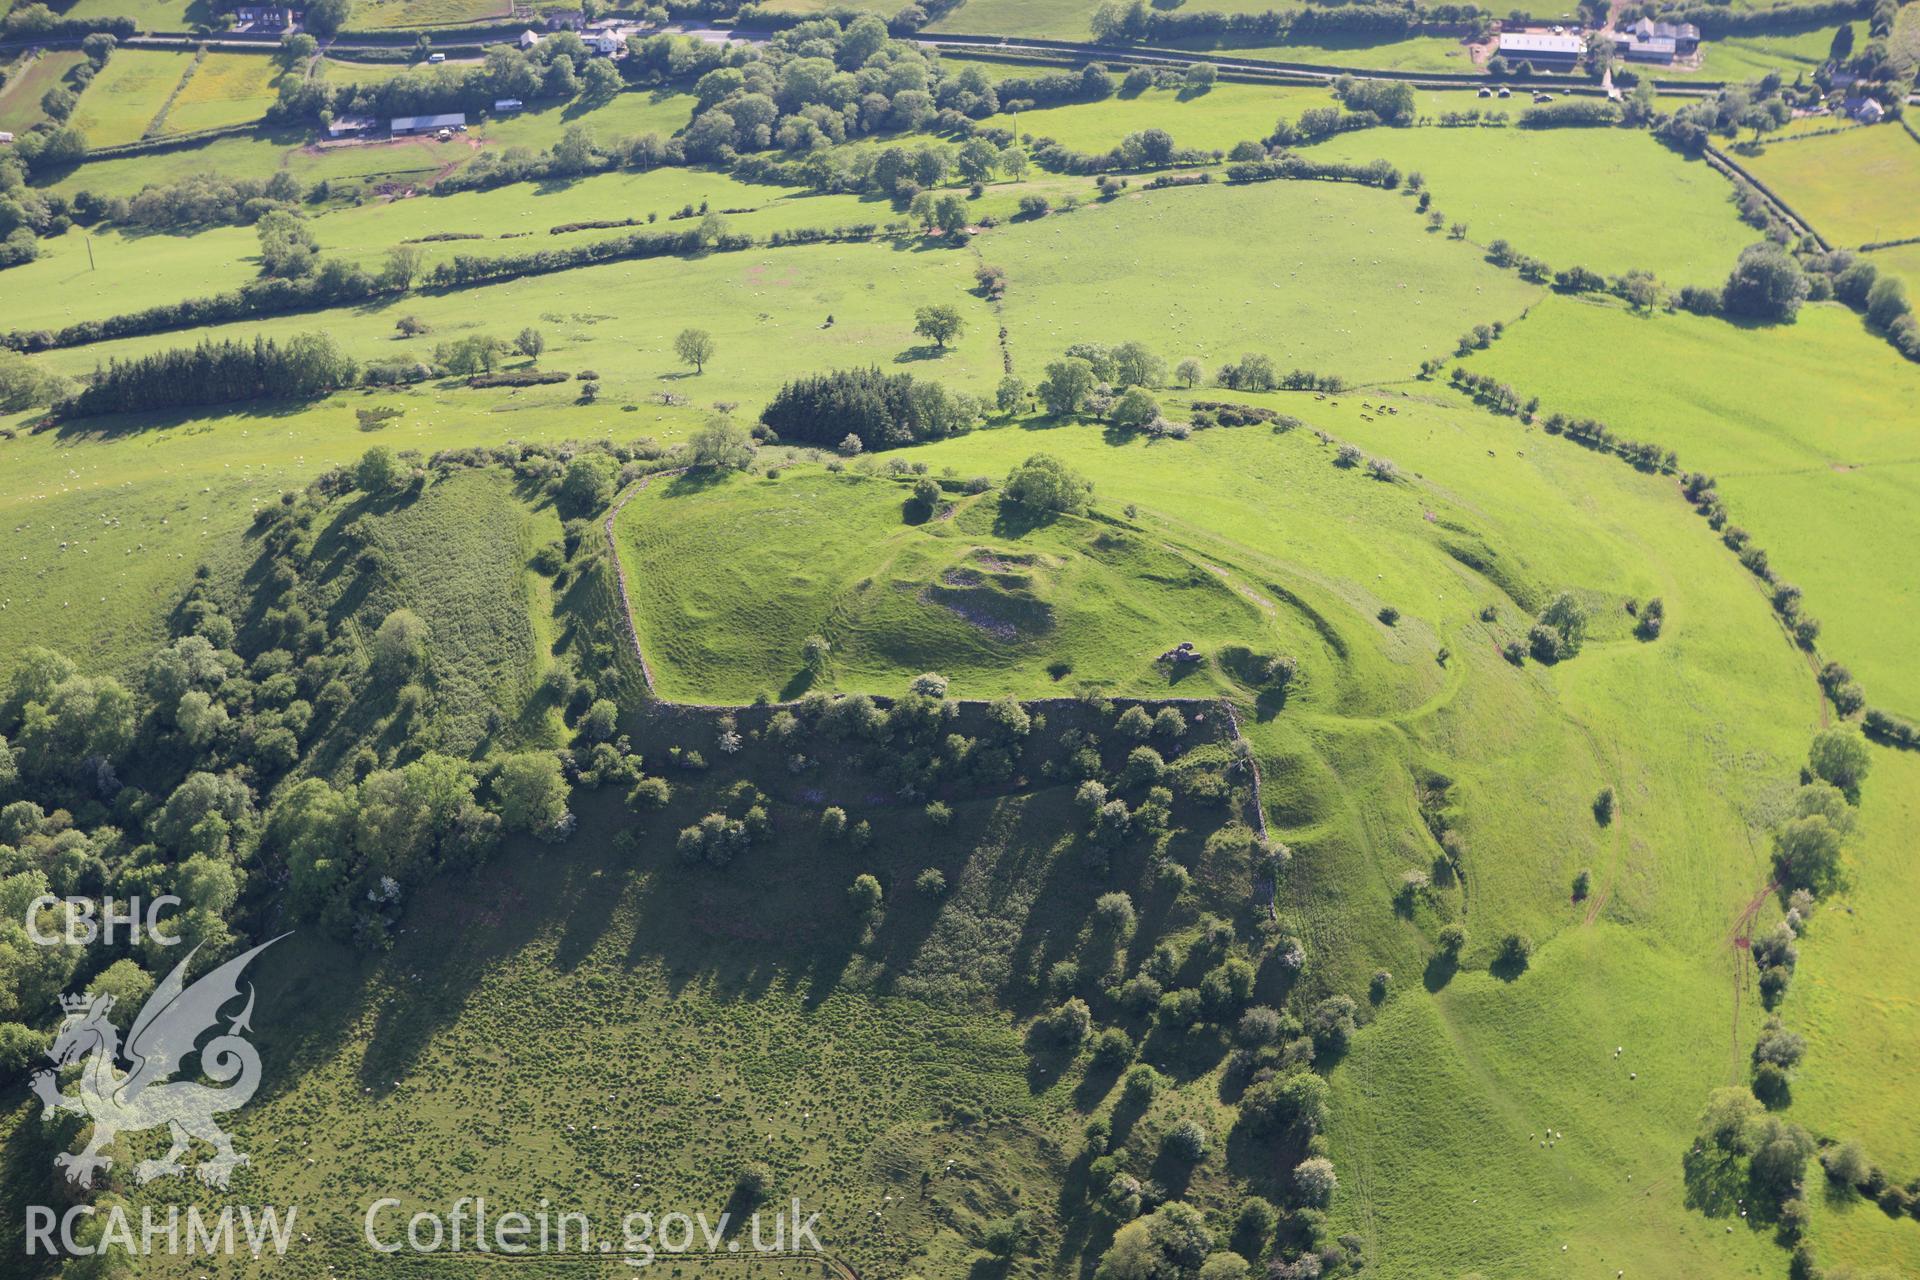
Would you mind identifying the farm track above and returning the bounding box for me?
[1725,867,1776,1084]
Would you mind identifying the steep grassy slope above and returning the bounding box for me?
[608,386,1828,1276]
[0,383,693,679]
[1286,393,1817,1279]
[315,468,566,755]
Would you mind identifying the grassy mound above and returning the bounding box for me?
[617,467,1284,701]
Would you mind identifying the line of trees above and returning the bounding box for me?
[424,221,746,288]
[4,259,388,353]
[80,169,309,233]
[1090,0,1485,45]
[57,333,357,419]
[1226,153,1401,189]
[2,222,755,354]
[1518,99,1622,129]
[1664,0,1872,38]
[0,8,135,39]
[1029,127,1217,175]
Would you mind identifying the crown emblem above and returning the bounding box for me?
[59,992,96,1014]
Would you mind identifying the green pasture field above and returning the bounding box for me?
[1741,122,1920,247]
[988,178,1543,383]
[39,129,440,199]
[347,0,514,29]
[0,50,87,134]
[1864,240,1920,296]
[20,173,1531,393]
[1807,1188,1920,1280]
[1274,392,1816,1279]
[22,236,1004,410]
[4,165,846,335]
[1311,124,1758,283]
[156,50,288,136]
[1787,748,1920,1172]
[6,163,1121,335]
[931,0,1307,40]
[67,47,195,147]
[1468,295,1920,717]
[1001,87,1562,158]
[617,465,1271,702]
[59,0,210,31]
[35,87,698,203]
[312,54,421,87]
[1756,112,1864,140]
[1003,81,1336,153]
[1649,25,1840,82]
[472,88,698,148]
[1200,33,1480,73]
[1786,743,1920,1280]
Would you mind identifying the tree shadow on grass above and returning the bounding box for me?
[1149,1145,1200,1198]
[1251,684,1290,722]
[662,467,731,498]
[1072,1054,1126,1112]
[1683,1145,1755,1222]
[1423,952,1459,992]
[1138,1022,1229,1087]
[967,1255,1013,1280]
[1023,1028,1081,1095]
[1488,950,1530,982]
[1821,1170,1862,1210]
[990,502,1056,539]
[894,343,950,363]
[48,397,318,444]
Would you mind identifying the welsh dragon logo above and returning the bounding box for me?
[33,936,285,1190]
